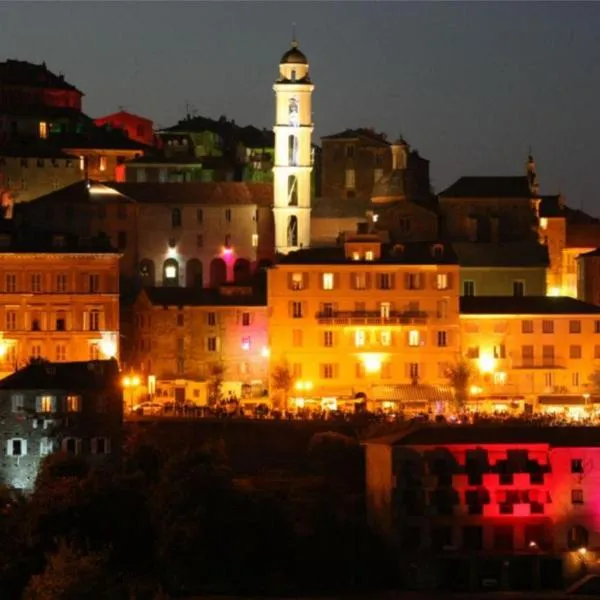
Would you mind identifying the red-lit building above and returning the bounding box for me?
[365,424,600,591]
[94,111,155,147]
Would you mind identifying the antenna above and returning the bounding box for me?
[292,22,298,46]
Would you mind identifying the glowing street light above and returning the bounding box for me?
[122,374,141,413]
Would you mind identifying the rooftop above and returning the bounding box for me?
[51,126,149,151]
[452,241,549,268]
[142,286,266,308]
[276,242,458,266]
[439,176,533,199]
[366,423,600,447]
[460,295,600,315]
[0,360,119,391]
[0,221,118,254]
[321,128,390,145]
[0,59,81,93]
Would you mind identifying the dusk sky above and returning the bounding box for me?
[1,2,599,211]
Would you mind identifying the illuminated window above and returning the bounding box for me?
[88,310,100,331]
[354,273,367,290]
[380,330,391,346]
[39,121,48,139]
[241,337,251,351]
[408,330,420,347]
[437,300,448,319]
[79,156,85,171]
[66,395,81,412]
[252,233,259,247]
[494,372,507,385]
[99,156,107,172]
[436,273,448,290]
[540,217,548,230]
[322,273,334,290]
[290,273,304,290]
[39,437,54,457]
[365,250,374,261]
[164,263,178,281]
[37,395,56,413]
[355,330,366,347]
[55,344,67,361]
[380,302,391,318]
[345,169,355,190]
[352,252,360,261]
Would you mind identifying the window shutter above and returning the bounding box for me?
[100,311,106,330]
[404,273,411,289]
[366,273,372,289]
[83,311,89,331]
[431,273,438,289]
[287,273,293,289]
[390,273,396,289]
[416,273,422,289]
[288,301,293,318]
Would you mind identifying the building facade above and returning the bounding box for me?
[365,424,600,590]
[272,40,315,254]
[0,227,120,378]
[131,286,268,401]
[268,234,461,409]
[94,110,155,147]
[460,296,600,413]
[0,359,122,490]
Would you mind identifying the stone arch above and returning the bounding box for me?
[139,259,155,287]
[163,258,179,287]
[233,258,252,283]
[288,175,298,206]
[210,257,227,287]
[185,258,203,289]
[287,215,298,247]
[567,525,588,550]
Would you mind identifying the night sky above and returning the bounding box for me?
[1,2,599,211]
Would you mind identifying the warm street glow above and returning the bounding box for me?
[547,286,561,297]
[98,332,117,358]
[578,547,587,556]
[295,380,313,392]
[261,346,270,358]
[479,353,496,373]
[122,375,141,388]
[361,353,382,373]
[470,385,483,395]
[167,247,177,258]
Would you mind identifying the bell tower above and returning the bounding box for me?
[272,38,314,254]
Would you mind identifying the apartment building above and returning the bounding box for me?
[131,285,268,402]
[268,233,461,410]
[365,424,600,590]
[0,227,120,378]
[460,296,600,413]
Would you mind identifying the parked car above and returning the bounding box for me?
[132,402,164,416]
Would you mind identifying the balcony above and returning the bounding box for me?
[315,310,428,326]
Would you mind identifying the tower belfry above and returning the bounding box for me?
[272,38,315,254]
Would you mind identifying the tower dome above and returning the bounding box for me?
[281,41,307,65]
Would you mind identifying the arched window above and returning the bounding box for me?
[288,135,298,166]
[288,175,298,206]
[139,259,155,286]
[185,259,203,289]
[567,525,588,550]
[163,258,179,287]
[171,208,181,228]
[287,215,298,247]
[234,259,252,283]
[288,97,299,126]
[210,258,227,287]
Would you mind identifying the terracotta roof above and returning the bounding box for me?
[0,360,119,391]
[142,286,266,307]
[452,241,549,268]
[439,176,533,198]
[460,295,600,315]
[0,59,81,93]
[110,182,273,206]
[94,110,153,125]
[277,242,458,265]
[366,423,600,447]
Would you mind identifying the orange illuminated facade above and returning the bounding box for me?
[268,233,461,410]
[0,229,120,378]
[460,296,600,414]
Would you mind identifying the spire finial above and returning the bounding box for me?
[291,23,298,47]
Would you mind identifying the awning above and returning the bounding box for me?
[371,384,453,403]
[538,395,599,406]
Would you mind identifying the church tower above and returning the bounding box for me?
[272,38,314,254]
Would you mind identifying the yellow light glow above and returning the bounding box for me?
[352,252,360,261]
[363,355,381,373]
[547,286,561,297]
[122,375,141,388]
[494,371,507,385]
[470,385,483,395]
[261,346,270,358]
[578,547,587,556]
[305,381,313,391]
[540,217,548,230]
[132,375,141,387]
[493,403,508,413]
[122,376,131,387]
[98,332,117,358]
[479,353,496,373]
[295,398,305,409]
[0,342,7,359]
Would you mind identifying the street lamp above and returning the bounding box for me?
[122,374,141,413]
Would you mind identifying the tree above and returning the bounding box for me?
[270,359,294,410]
[446,359,472,413]
[207,362,225,406]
